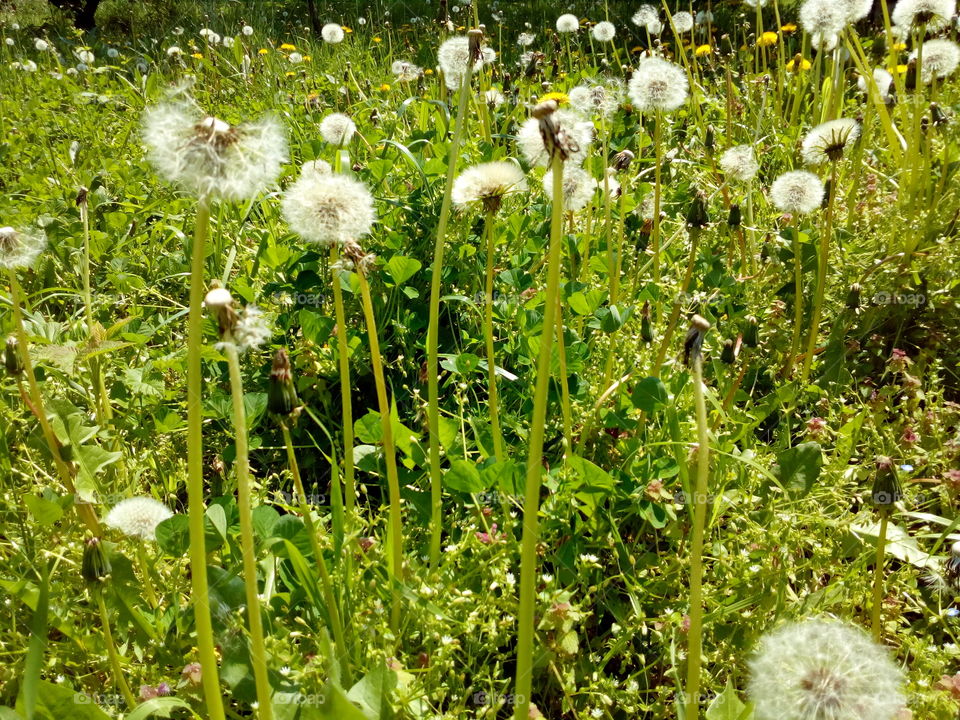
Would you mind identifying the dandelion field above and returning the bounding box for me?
[2,0,960,718]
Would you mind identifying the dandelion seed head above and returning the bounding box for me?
[568,78,624,118]
[167,46,182,56]
[516,109,593,167]
[452,161,528,213]
[283,171,376,246]
[301,159,332,179]
[542,164,595,211]
[911,38,960,81]
[204,287,233,307]
[719,145,759,183]
[801,118,860,165]
[322,23,345,43]
[484,88,505,107]
[319,112,356,146]
[696,10,715,24]
[556,14,580,32]
[800,0,847,45]
[743,0,770,7]
[0,226,46,270]
[592,21,616,42]
[142,99,287,201]
[770,169,825,214]
[839,0,876,21]
[391,59,422,81]
[627,56,689,113]
[437,36,491,90]
[229,306,272,352]
[34,38,48,51]
[749,618,906,720]
[673,11,695,33]
[859,67,895,97]
[632,5,659,28]
[892,0,956,29]
[104,497,173,541]
[242,25,254,36]
[518,32,536,46]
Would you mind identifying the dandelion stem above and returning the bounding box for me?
[483,213,505,461]
[330,244,356,524]
[801,162,838,384]
[95,590,137,710]
[782,219,803,379]
[135,543,158,609]
[185,198,226,720]
[653,227,701,377]
[872,510,889,642]
[513,153,565,720]
[652,111,664,295]
[356,266,403,634]
[426,58,473,570]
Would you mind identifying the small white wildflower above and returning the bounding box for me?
[556,13,580,33]
[592,21,616,42]
[627,56,689,113]
[452,160,528,212]
[0,226,47,269]
[322,23,345,43]
[279,666,291,677]
[912,38,960,82]
[719,144,759,182]
[319,113,356,146]
[283,171,376,246]
[801,118,860,165]
[104,497,174,541]
[769,170,825,214]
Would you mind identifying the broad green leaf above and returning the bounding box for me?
[154,515,190,557]
[706,680,752,720]
[385,256,422,286]
[17,681,111,720]
[443,460,487,494]
[347,663,397,720]
[127,697,200,719]
[774,442,823,497]
[22,496,63,528]
[631,377,668,413]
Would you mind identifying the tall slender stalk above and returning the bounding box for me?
[95,590,137,709]
[782,218,803,379]
[330,244,356,523]
[184,198,226,720]
[355,265,403,634]
[513,152,565,720]
[426,36,475,570]
[872,510,889,642]
[652,111,664,294]
[482,213,505,460]
[800,162,838,384]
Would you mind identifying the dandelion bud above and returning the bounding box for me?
[704,124,715,152]
[205,284,237,338]
[686,190,710,229]
[931,102,948,127]
[268,348,299,416]
[612,149,634,171]
[683,315,711,366]
[4,336,22,377]
[721,338,737,364]
[846,283,862,309]
[640,300,654,343]
[742,316,759,348]
[727,203,742,228]
[81,536,112,585]
[871,456,902,509]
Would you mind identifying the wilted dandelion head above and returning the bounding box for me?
[518,32,536,46]
[632,5,659,28]
[800,0,847,47]
[891,0,956,29]
[452,161,528,213]
[748,617,906,720]
[319,112,356,146]
[568,78,625,118]
[719,145,759,183]
[142,98,287,201]
[485,88,505,108]
[672,11,695,33]
[516,108,594,167]
[283,171,376,246]
[104,497,173,541]
[542,164,595,211]
[911,38,960,81]
[437,35,491,90]
[801,118,860,165]
[627,56,689,113]
[229,306,272,352]
[391,59,422,81]
[556,13,580,32]
[0,226,46,270]
[770,170,825,213]
[591,21,616,42]
[321,23,345,43]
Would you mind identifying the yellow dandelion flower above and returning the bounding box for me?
[457,25,466,31]
[786,55,812,71]
[379,83,391,91]
[303,55,311,61]
[285,71,295,77]
[342,26,352,33]
[537,91,569,105]
[191,52,203,59]
[280,43,296,51]
[258,48,269,55]
[780,23,797,34]
[424,67,434,74]
[695,44,712,57]
[892,42,907,52]
[373,37,382,43]
[889,64,909,74]
[631,46,644,54]
[757,31,779,47]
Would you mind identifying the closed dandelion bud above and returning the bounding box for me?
[4,336,22,377]
[683,314,711,366]
[931,103,947,127]
[871,456,902,508]
[721,338,736,364]
[82,536,111,585]
[686,190,710,229]
[268,348,299,416]
[821,177,833,209]
[846,282,862,309]
[503,72,512,91]
[743,315,759,348]
[704,124,715,152]
[613,149,635,171]
[727,203,742,228]
[640,300,654,343]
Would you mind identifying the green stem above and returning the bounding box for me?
[483,213,505,460]
[356,267,403,634]
[330,244,356,524]
[281,421,350,683]
[685,353,710,720]
[135,543,158,609]
[800,162,837,384]
[554,294,572,457]
[426,57,473,570]
[96,590,137,709]
[185,198,226,720]
[872,510,889,642]
[782,219,803,379]
[513,153,565,720]
[652,112,664,295]
[653,229,701,377]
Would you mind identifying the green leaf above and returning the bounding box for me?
[705,680,752,720]
[385,256,422,286]
[774,442,823,497]
[22,564,50,720]
[567,289,606,315]
[126,697,200,719]
[319,683,369,720]
[17,681,111,720]
[443,460,487,494]
[299,309,334,346]
[154,515,190,557]
[22,496,63,528]
[631,377,668,413]
[252,505,280,540]
[347,663,397,720]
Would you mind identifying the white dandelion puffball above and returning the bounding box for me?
[301,159,333,179]
[0,226,47,270]
[801,118,861,165]
[592,21,616,42]
[892,0,956,29]
[800,0,847,45]
[204,286,233,308]
[647,19,664,34]
[568,79,625,118]
[167,46,182,56]
[518,32,536,46]
[437,36,490,90]
[749,618,906,720]
[596,168,620,198]
[104,497,174,541]
[34,38,49,51]
[672,11,694,33]
[542,164,595,211]
[770,170,825,214]
[229,306,272,352]
[632,4,659,27]
[289,51,303,63]
[719,145,759,183]
[839,0,876,21]
[859,67,894,97]
[912,38,960,81]
[392,59,422,81]
[283,171,376,246]
[76,49,94,64]
[321,23,345,43]
[242,25,254,36]
[628,57,689,113]
[142,100,287,201]
[516,109,594,167]
[556,13,580,32]
[452,161,528,210]
[696,10,714,25]
[319,113,356,146]
[485,88,505,107]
